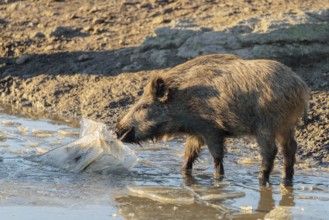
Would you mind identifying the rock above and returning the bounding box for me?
[163,8,173,14]
[140,27,197,52]
[16,54,31,65]
[119,38,126,45]
[7,2,22,11]
[78,54,91,62]
[88,6,101,14]
[152,17,170,24]
[49,26,88,39]
[139,3,153,9]
[0,19,8,25]
[152,0,175,5]
[34,32,46,38]
[140,9,329,65]
[83,26,93,32]
[122,62,142,72]
[45,45,55,51]
[177,31,240,58]
[92,27,105,34]
[93,18,105,24]
[149,49,172,66]
[264,206,293,219]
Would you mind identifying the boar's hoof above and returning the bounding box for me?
[181,168,193,177]
[214,172,225,181]
[258,171,271,186]
[282,178,293,187]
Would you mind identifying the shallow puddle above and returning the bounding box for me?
[0,105,329,220]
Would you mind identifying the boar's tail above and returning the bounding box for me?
[296,102,309,133]
[302,86,310,127]
[303,108,308,127]
[302,94,310,127]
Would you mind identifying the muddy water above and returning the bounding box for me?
[0,105,329,220]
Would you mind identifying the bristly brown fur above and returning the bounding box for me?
[116,54,310,182]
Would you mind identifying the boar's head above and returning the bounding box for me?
[115,75,180,144]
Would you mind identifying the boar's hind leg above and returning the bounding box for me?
[203,134,225,178]
[256,135,278,182]
[182,135,204,172]
[278,128,297,180]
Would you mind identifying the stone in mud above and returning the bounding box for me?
[78,54,91,62]
[15,54,31,65]
[48,26,88,39]
[264,206,293,219]
[33,32,46,38]
[93,18,105,24]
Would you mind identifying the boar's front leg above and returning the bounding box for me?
[182,135,204,173]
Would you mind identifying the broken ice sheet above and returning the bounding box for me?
[57,128,79,136]
[2,120,21,126]
[16,126,28,133]
[240,205,253,214]
[128,186,194,204]
[32,129,53,138]
[32,119,138,173]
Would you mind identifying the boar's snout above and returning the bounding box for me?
[115,124,135,143]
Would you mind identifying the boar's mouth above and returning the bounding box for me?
[116,123,168,145]
[118,127,135,143]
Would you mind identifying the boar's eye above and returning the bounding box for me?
[141,104,149,109]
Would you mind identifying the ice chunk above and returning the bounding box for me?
[128,186,194,204]
[264,206,292,219]
[57,128,79,136]
[200,192,245,200]
[240,205,253,213]
[28,142,39,147]
[16,126,29,133]
[35,147,49,154]
[237,158,260,165]
[36,132,104,172]
[33,118,137,173]
[32,129,53,138]
[2,120,21,126]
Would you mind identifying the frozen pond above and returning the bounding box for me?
[0,105,329,220]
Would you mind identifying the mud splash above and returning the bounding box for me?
[0,105,329,219]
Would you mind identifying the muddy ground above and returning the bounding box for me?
[0,0,328,163]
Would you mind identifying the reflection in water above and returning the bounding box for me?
[257,185,295,213]
[116,176,298,220]
[257,187,276,213]
[116,152,329,220]
[116,179,303,220]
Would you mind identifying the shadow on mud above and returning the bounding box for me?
[0,45,186,77]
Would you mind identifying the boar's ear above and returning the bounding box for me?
[154,77,169,103]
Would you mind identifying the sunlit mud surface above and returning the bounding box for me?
[0,105,329,220]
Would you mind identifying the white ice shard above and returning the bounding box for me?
[34,118,138,173]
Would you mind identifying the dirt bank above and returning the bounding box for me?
[0,0,328,163]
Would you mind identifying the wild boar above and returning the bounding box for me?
[115,54,309,182]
